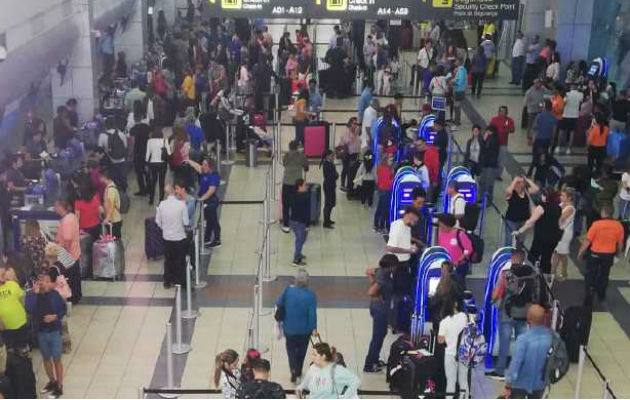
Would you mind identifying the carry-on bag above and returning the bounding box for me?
[307,183,321,224]
[303,122,330,158]
[92,223,125,279]
[145,216,165,259]
[79,233,94,278]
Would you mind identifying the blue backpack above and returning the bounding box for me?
[456,314,487,368]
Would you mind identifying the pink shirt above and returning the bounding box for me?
[438,228,473,265]
[57,212,81,261]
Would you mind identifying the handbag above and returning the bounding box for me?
[274,288,287,322]
[160,138,169,162]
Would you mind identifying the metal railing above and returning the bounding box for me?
[574,345,618,399]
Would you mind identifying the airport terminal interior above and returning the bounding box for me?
[0,0,629,398]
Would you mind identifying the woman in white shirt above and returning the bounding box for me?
[551,187,576,281]
[213,349,241,399]
[145,125,171,205]
[438,302,469,399]
[546,52,561,83]
[619,168,630,219]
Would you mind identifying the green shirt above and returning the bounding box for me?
[0,281,27,330]
[282,151,308,185]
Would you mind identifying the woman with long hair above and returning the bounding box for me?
[587,113,610,176]
[213,349,241,399]
[145,125,171,205]
[20,219,47,276]
[551,187,576,280]
[514,187,562,274]
[296,342,360,399]
[320,150,338,229]
[354,151,376,207]
[74,178,102,240]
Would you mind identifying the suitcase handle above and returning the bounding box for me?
[101,222,113,236]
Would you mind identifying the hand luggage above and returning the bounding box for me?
[561,305,592,362]
[92,223,125,279]
[606,129,629,161]
[279,77,292,106]
[303,122,329,158]
[5,350,37,399]
[79,233,94,278]
[145,216,165,259]
[252,112,266,130]
[307,183,321,224]
[389,351,439,398]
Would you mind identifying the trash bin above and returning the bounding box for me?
[246,139,258,167]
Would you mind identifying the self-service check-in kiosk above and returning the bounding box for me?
[389,166,423,224]
[372,116,403,167]
[410,246,452,342]
[418,114,436,145]
[480,247,514,368]
[442,166,478,213]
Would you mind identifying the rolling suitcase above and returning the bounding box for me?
[303,122,329,158]
[280,77,292,106]
[307,183,321,224]
[145,216,165,259]
[92,223,125,279]
[561,305,592,362]
[5,350,37,399]
[79,233,94,278]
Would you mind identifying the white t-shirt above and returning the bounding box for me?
[438,312,469,356]
[362,106,378,149]
[620,172,630,201]
[563,90,584,119]
[512,38,525,57]
[387,219,412,262]
[449,194,466,217]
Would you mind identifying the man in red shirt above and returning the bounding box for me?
[417,138,440,202]
[490,106,515,182]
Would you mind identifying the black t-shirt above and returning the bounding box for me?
[612,99,630,123]
[236,380,286,399]
[5,167,26,188]
[505,190,530,222]
[130,123,151,161]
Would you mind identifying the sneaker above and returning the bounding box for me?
[323,223,334,229]
[281,226,290,233]
[47,385,62,399]
[363,365,383,373]
[376,360,387,368]
[566,148,572,155]
[554,147,560,154]
[372,227,380,233]
[485,371,505,381]
[40,381,56,395]
[208,240,222,248]
[292,259,307,267]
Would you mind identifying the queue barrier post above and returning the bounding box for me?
[574,345,586,398]
[222,124,235,166]
[602,380,610,399]
[550,299,560,331]
[193,228,207,289]
[159,322,180,398]
[182,259,198,320]
[331,122,337,150]
[172,285,191,355]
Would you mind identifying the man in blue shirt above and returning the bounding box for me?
[186,159,221,248]
[501,304,552,399]
[308,79,322,115]
[358,83,373,124]
[526,100,556,177]
[452,58,468,128]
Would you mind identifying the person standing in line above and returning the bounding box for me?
[503,176,538,246]
[281,141,309,233]
[340,118,361,192]
[213,349,241,399]
[276,268,317,383]
[550,187,576,281]
[98,117,128,192]
[578,204,624,304]
[101,169,123,239]
[129,109,151,196]
[414,40,435,94]
[25,271,67,399]
[523,79,551,143]
[289,179,310,266]
[54,199,82,304]
[470,46,487,98]
[363,254,398,373]
[320,150,338,229]
[490,105,515,182]
[357,83,373,124]
[619,167,630,220]
[522,35,540,91]
[479,125,500,200]
[354,151,376,208]
[386,207,420,271]
[451,58,468,129]
[500,305,552,399]
[558,84,583,155]
[586,113,610,176]
[156,185,189,289]
[0,265,29,350]
[297,343,360,399]
[438,299,469,398]
[374,155,394,233]
[236,358,286,399]
[361,99,380,153]
[526,100,556,177]
[186,158,222,248]
[464,124,483,177]
[510,31,526,85]
[145,125,171,205]
[174,179,197,270]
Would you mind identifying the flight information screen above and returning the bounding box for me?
[204,0,307,17]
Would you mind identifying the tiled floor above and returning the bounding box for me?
[28,60,630,399]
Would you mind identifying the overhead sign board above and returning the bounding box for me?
[204,0,519,19]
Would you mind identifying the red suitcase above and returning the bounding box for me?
[303,123,329,158]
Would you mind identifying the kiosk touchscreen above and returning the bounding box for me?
[418,114,436,145]
[389,167,423,224]
[442,166,477,213]
[480,247,514,368]
[410,247,452,343]
[372,116,403,167]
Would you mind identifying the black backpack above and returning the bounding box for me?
[504,265,539,321]
[107,130,126,160]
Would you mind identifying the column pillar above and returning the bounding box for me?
[116,0,147,65]
[554,0,595,65]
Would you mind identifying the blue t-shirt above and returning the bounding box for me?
[534,112,557,140]
[454,66,468,93]
[186,124,205,151]
[199,172,220,200]
[358,88,372,122]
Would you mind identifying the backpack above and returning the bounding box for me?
[455,229,484,264]
[503,266,539,321]
[107,131,126,160]
[543,331,569,385]
[456,314,487,368]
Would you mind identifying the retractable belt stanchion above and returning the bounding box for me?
[215,140,226,186]
[574,345,586,398]
[193,228,207,289]
[550,299,560,331]
[331,122,336,150]
[199,200,209,256]
[159,322,179,398]
[172,284,191,355]
[222,124,235,166]
[182,258,198,319]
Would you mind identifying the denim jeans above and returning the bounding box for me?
[496,316,527,375]
[374,190,391,230]
[505,220,525,247]
[364,302,389,369]
[511,56,525,83]
[619,198,630,220]
[285,334,310,377]
[289,220,308,261]
[204,200,221,242]
[480,167,498,198]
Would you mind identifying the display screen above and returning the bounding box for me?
[204,0,518,19]
[457,181,477,203]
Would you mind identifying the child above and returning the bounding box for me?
[240,348,261,384]
[25,270,67,399]
[214,349,241,399]
[353,151,376,207]
[43,245,73,354]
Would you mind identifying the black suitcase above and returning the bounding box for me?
[387,335,415,385]
[5,351,37,399]
[561,305,592,362]
[391,352,439,399]
[346,159,362,200]
[145,217,165,259]
[307,183,321,224]
[279,77,292,107]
